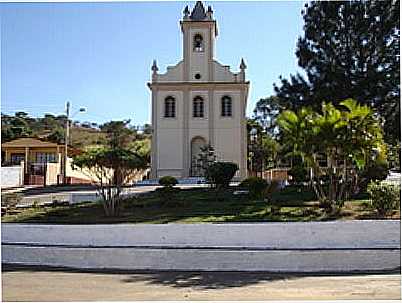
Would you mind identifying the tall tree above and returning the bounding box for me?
[73,120,148,217]
[1,113,32,141]
[100,120,135,148]
[274,0,400,143]
[253,96,287,136]
[73,147,147,217]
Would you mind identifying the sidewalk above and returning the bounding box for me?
[2,266,400,301]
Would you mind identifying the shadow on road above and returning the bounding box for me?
[120,271,292,289]
[2,264,400,290]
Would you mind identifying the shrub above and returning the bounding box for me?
[159,176,178,187]
[205,162,238,190]
[270,204,281,215]
[158,176,179,205]
[1,193,22,209]
[367,181,400,215]
[156,187,180,205]
[288,165,308,184]
[239,177,268,198]
[359,160,389,191]
[264,180,281,202]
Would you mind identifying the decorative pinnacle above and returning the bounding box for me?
[190,1,207,20]
[183,5,190,17]
[206,5,213,19]
[240,58,247,70]
[151,60,158,73]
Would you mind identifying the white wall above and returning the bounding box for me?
[2,221,400,272]
[189,90,209,142]
[213,90,243,176]
[2,221,399,248]
[156,90,184,177]
[1,166,23,188]
[213,61,237,82]
[157,61,184,82]
[189,28,210,81]
[155,88,246,178]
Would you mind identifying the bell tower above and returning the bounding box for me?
[148,1,249,180]
[180,1,218,82]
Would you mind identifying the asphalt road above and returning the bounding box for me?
[1,266,400,301]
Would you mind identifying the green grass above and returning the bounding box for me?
[2,187,399,224]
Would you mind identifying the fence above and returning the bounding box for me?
[263,168,290,182]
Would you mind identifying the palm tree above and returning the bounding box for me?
[277,99,385,211]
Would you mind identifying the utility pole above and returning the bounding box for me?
[63,101,70,184]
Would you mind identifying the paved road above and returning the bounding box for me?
[1,266,400,301]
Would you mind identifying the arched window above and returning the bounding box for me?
[193,34,204,52]
[164,96,176,118]
[193,96,204,118]
[221,96,232,117]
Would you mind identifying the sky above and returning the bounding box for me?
[1,1,305,126]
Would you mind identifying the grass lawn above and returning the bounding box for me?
[2,186,400,224]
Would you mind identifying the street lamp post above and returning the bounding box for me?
[63,101,70,184]
[63,101,86,184]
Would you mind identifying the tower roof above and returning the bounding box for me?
[190,1,207,20]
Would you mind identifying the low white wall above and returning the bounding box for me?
[2,221,400,272]
[2,245,399,272]
[19,192,101,206]
[1,166,23,188]
[2,221,400,249]
[45,162,60,186]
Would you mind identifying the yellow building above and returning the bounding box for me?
[1,137,77,186]
[1,137,148,187]
[2,137,65,170]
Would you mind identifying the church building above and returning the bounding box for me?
[148,1,249,179]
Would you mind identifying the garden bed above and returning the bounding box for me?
[1,187,399,224]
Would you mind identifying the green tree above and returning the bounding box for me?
[100,120,135,148]
[261,135,280,169]
[46,128,65,144]
[277,99,385,211]
[247,118,282,172]
[142,123,153,135]
[129,138,151,164]
[72,120,148,217]
[253,96,286,136]
[196,144,216,176]
[1,112,33,142]
[274,0,400,143]
[387,142,401,171]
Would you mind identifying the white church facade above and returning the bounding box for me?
[148,1,249,179]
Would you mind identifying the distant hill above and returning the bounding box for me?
[1,112,151,151]
[69,127,106,149]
